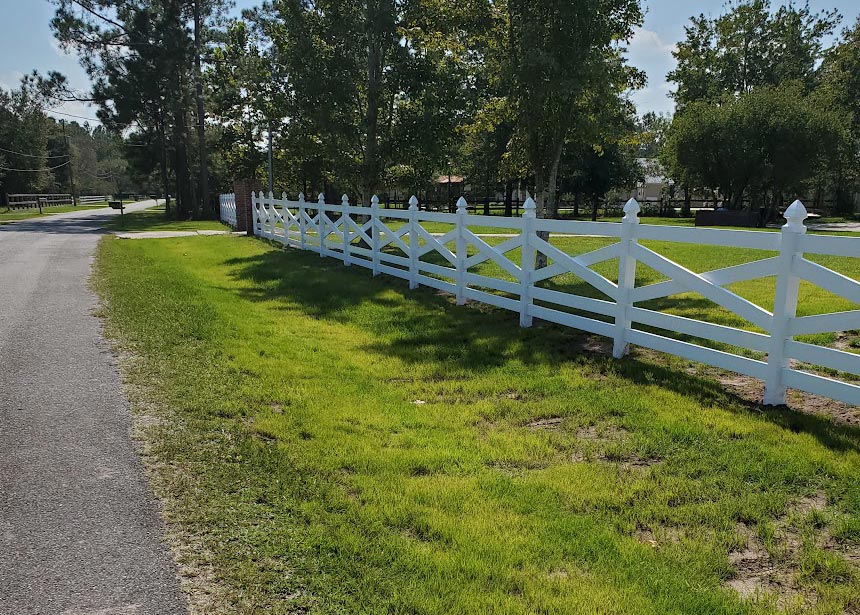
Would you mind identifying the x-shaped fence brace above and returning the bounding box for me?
[236,191,860,407]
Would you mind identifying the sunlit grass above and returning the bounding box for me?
[94,229,860,614]
[0,203,107,223]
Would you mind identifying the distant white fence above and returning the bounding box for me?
[242,190,860,407]
[220,193,237,227]
[79,195,108,205]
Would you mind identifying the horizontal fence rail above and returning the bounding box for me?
[6,193,73,209]
[238,190,860,407]
[79,195,109,205]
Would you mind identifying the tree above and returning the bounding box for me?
[0,75,57,195]
[818,18,860,213]
[51,0,228,218]
[662,84,844,214]
[670,0,840,108]
[247,0,495,201]
[506,0,643,224]
[636,112,671,158]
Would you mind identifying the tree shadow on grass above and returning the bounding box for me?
[222,247,860,454]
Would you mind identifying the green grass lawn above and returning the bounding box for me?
[95,229,860,614]
[0,203,108,224]
[108,204,231,232]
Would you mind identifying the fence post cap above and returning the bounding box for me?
[456,196,468,213]
[317,193,326,204]
[371,194,380,207]
[408,195,419,210]
[341,194,350,205]
[523,194,537,218]
[623,198,641,224]
[281,191,288,199]
[268,191,274,199]
[298,192,305,202]
[783,200,808,233]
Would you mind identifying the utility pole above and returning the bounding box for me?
[267,123,274,195]
[60,119,78,206]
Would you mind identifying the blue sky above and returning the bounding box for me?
[1,0,857,124]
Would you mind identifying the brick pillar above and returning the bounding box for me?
[233,178,262,236]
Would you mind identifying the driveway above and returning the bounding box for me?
[0,202,187,615]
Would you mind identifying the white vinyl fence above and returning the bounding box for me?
[79,195,109,205]
[220,193,237,227]
[242,190,860,407]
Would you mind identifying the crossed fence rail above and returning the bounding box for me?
[219,193,237,227]
[219,190,860,406]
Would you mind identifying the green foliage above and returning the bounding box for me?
[663,84,844,209]
[818,18,860,212]
[51,0,229,218]
[0,76,54,194]
[239,0,495,200]
[507,0,643,217]
[670,0,840,108]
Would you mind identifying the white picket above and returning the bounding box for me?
[234,191,860,408]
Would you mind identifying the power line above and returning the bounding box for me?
[0,146,70,160]
[0,161,71,173]
[48,109,102,122]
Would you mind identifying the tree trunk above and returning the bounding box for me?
[534,140,565,269]
[682,186,691,217]
[504,181,513,217]
[574,191,581,217]
[172,106,192,219]
[193,0,209,218]
[362,3,382,205]
[158,108,171,216]
[591,195,599,221]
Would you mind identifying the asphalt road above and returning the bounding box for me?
[0,203,187,615]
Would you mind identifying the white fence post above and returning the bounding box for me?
[251,191,260,236]
[371,195,381,276]
[764,200,808,405]
[341,194,351,266]
[456,196,468,305]
[298,192,307,250]
[318,193,327,258]
[519,195,536,327]
[267,191,275,238]
[281,192,288,244]
[613,198,640,358]
[408,195,419,290]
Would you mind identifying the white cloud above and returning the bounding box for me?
[0,70,26,91]
[625,27,678,115]
[49,37,69,57]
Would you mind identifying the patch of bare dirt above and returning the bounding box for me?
[580,337,612,355]
[575,425,627,442]
[790,492,827,516]
[526,417,565,430]
[546,568,569,580]
[721,493,858,611]
[641,345,860,429]
[725,521,813,610]
[633,523,685,550]
[570,425,661,469]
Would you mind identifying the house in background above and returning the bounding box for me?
[630,158,673,202]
